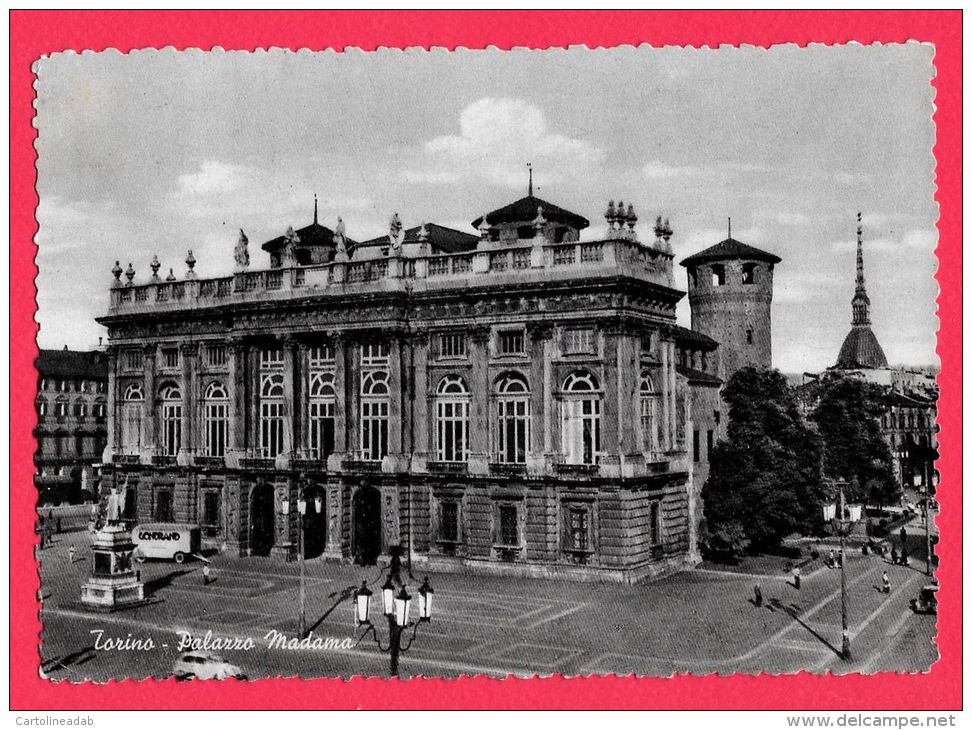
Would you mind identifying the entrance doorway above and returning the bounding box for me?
[352,486,382,565]
[249,482,275,557]
[302,485,327,559]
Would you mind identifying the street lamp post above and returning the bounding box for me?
[353,560,434,678]
[282,491,320,639]
[825,482,860,661]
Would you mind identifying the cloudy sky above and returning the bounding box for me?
[34,44,938,372]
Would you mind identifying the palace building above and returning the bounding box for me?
[95,190,774,583]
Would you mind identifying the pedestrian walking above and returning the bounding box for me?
[754,584,763,607]
[890,547,898,565]
[882,571,891,594]
[792,567,801,590]
[68,545,76,564]
[837,550,843,568]
[828,549,836,569]
[202,564,212,585]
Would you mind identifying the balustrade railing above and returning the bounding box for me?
[109,237,672,311]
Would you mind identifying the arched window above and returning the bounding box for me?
[360,370,389,461]
[435,375,469,463]
[309,371,336,460]
[158,383,182,457]
[260,374,285,458]
[640,372,660,454]
[561,371,601,465]
[203,381,228,458]
[496,372,530,464]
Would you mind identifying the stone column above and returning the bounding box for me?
[327,332,347,470]
[411,331,430,468]
[103,346,118,462]
[227,337,246,467]
[347,337,361,461]
[296,341,310,460]
[385,333,405,471]
[601,328,620,464]
[467,326,491,474]
[140,344,157,461]
[660,339,671,452]
[277,335,297,468]
[177,342,197,465]
[526,322,552,472]
[248,344,260,458]
[667,340,678,450]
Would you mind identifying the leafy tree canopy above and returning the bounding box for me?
[702,368,826,557]
[811,375,898,507]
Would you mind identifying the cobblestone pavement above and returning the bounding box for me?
[37,530,937,681]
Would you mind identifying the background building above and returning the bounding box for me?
[34,347,109,504]
[95,189,755,584]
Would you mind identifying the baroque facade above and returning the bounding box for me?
[97,192,753,583]
[34,348,109,503]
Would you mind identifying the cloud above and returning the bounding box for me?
[642,161,702,180]
[176,160,252,197]
[419,98,604,188]
[830,228,938,254]
[754,210,810,226]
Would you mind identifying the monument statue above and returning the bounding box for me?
[389,212,404,251]
[334,217,347,255]
[283,226,300,266]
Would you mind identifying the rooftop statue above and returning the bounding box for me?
[234,229,250,271]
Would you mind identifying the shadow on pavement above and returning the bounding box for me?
[770,598,843,658]
[42,645,97,674]
[144,569,193,596]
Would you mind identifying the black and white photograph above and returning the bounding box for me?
[33,44,939,681]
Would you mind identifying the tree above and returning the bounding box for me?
[811,376,898,508]
[702,368,826,558]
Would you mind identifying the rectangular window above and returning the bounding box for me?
[125,350,143,370]
[360,400,389,461]
[154,490,174,522]
[497,330,525,356]
[206,345,227,367]
[563,398,601,465]
[74,403,87,418]
[162,404,182,456]
[309,400,335,460]
[360,342,389,366]
[436,399,469,462]
[563,328,596,355]
[205,402,228,457]
[567,506,590,552]
[202,491,220,528]
[95,403,107,419]
[120,403,142,453]
[498,504,519,547]
[497,398,530,463]
[706,429,714,460]
[37,401,47,416]
[693,430,700,462]
[438,333,466,360]
[309,344,334,367]
[56,402,67,417]
[80,381,89,393]
[260,347,284,369]
[649,501,662,546]
[260,401,284,458]
[440,501,459,543]
[39,378,48,391]
[161,348,180,369]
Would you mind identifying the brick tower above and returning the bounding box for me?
[680,227,781,381]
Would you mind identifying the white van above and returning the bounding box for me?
[132,523,201,564]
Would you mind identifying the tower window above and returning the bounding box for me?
[517,225,535,240]
[711,264,726,286]
[742,263,757,285]
[746,329,754,345]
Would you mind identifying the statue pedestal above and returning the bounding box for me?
[80,523,147,611]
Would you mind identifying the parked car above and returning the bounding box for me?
[910,584,939,615]
[172,652,246,680]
